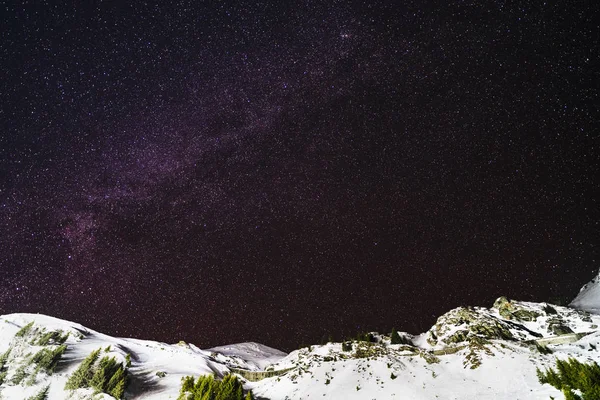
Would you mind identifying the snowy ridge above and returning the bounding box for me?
[0,313,272,399]
[1,291,599,399]
[571,269,600,314]
[250,298,600,399]
[207,343,287,370]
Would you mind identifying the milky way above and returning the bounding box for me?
[1,1,598,350]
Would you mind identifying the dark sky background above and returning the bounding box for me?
[0,1,598,352]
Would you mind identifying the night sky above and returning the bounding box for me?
[0,1,598,352]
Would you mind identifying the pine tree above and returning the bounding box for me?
[99,357,121,392]
[90,365,107,392]
[195,374,214,396]
[536,367,547,384]
[215,375,231,400]
[11,366,27,385]
[16,321,35,337]
[562,388,581,400]
[537,357,600,400]
[111,378,127,399]
[31,345,66,373]
[106,366,126,395]
[181,376,195,393]
[0,347,11,369]
[178,373,248,400]
[65,348,101,389]
[391,328,401,345]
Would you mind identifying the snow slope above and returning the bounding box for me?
[571,269,600,314]
[1,293,600,399]
[250,299,600,400]
[0,313,280,399]
[207,342,287,370]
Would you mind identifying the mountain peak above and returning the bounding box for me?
[571,269,600,314]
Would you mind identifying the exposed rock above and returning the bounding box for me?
[463,337,494,369]
[396,345,418,354]
[493,296,511,310]
[469,322,514,340]
[493,297,540,321]
[579,311,593,323]
[493,297,515,320]
[547,317,573,336]
[427,307,515,346]
[446,330,469,344]
[418,350,440,364]
[492,296,510,309]
[511,309,541,322]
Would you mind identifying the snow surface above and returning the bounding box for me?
[252,342,556,400]
[1,289,600,399]
[571,269,600,314]
[249,300,600,400]
[207,342,287,370]
[0,313,270,399]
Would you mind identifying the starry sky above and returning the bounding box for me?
[0,1,598,351]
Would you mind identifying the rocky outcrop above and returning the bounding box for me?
[427,307,515,346]
[546,317,573,335]
[492,297,540,321]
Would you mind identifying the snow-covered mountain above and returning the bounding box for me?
[0,313,263,400]
[571,269,600,314]
[1,283,599,399]
[207,343,287,371]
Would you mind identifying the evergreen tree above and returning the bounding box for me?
[196,374,214,396]
[37,330,68,346]
[11,366,27,385]
[65,348,128,399]
[99,357,122,391]
[181,376,195,392]
[562,388,581,400]
[178,373,250,400]
[16,321,35,337]
[390,328,401,345]
[90,366,107,392]
[65,348,101,389]
[111,378,127,400]
[31,345,67,373]
[0,348,11,369]
[537,357,600,400]
[106,366,127,395]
